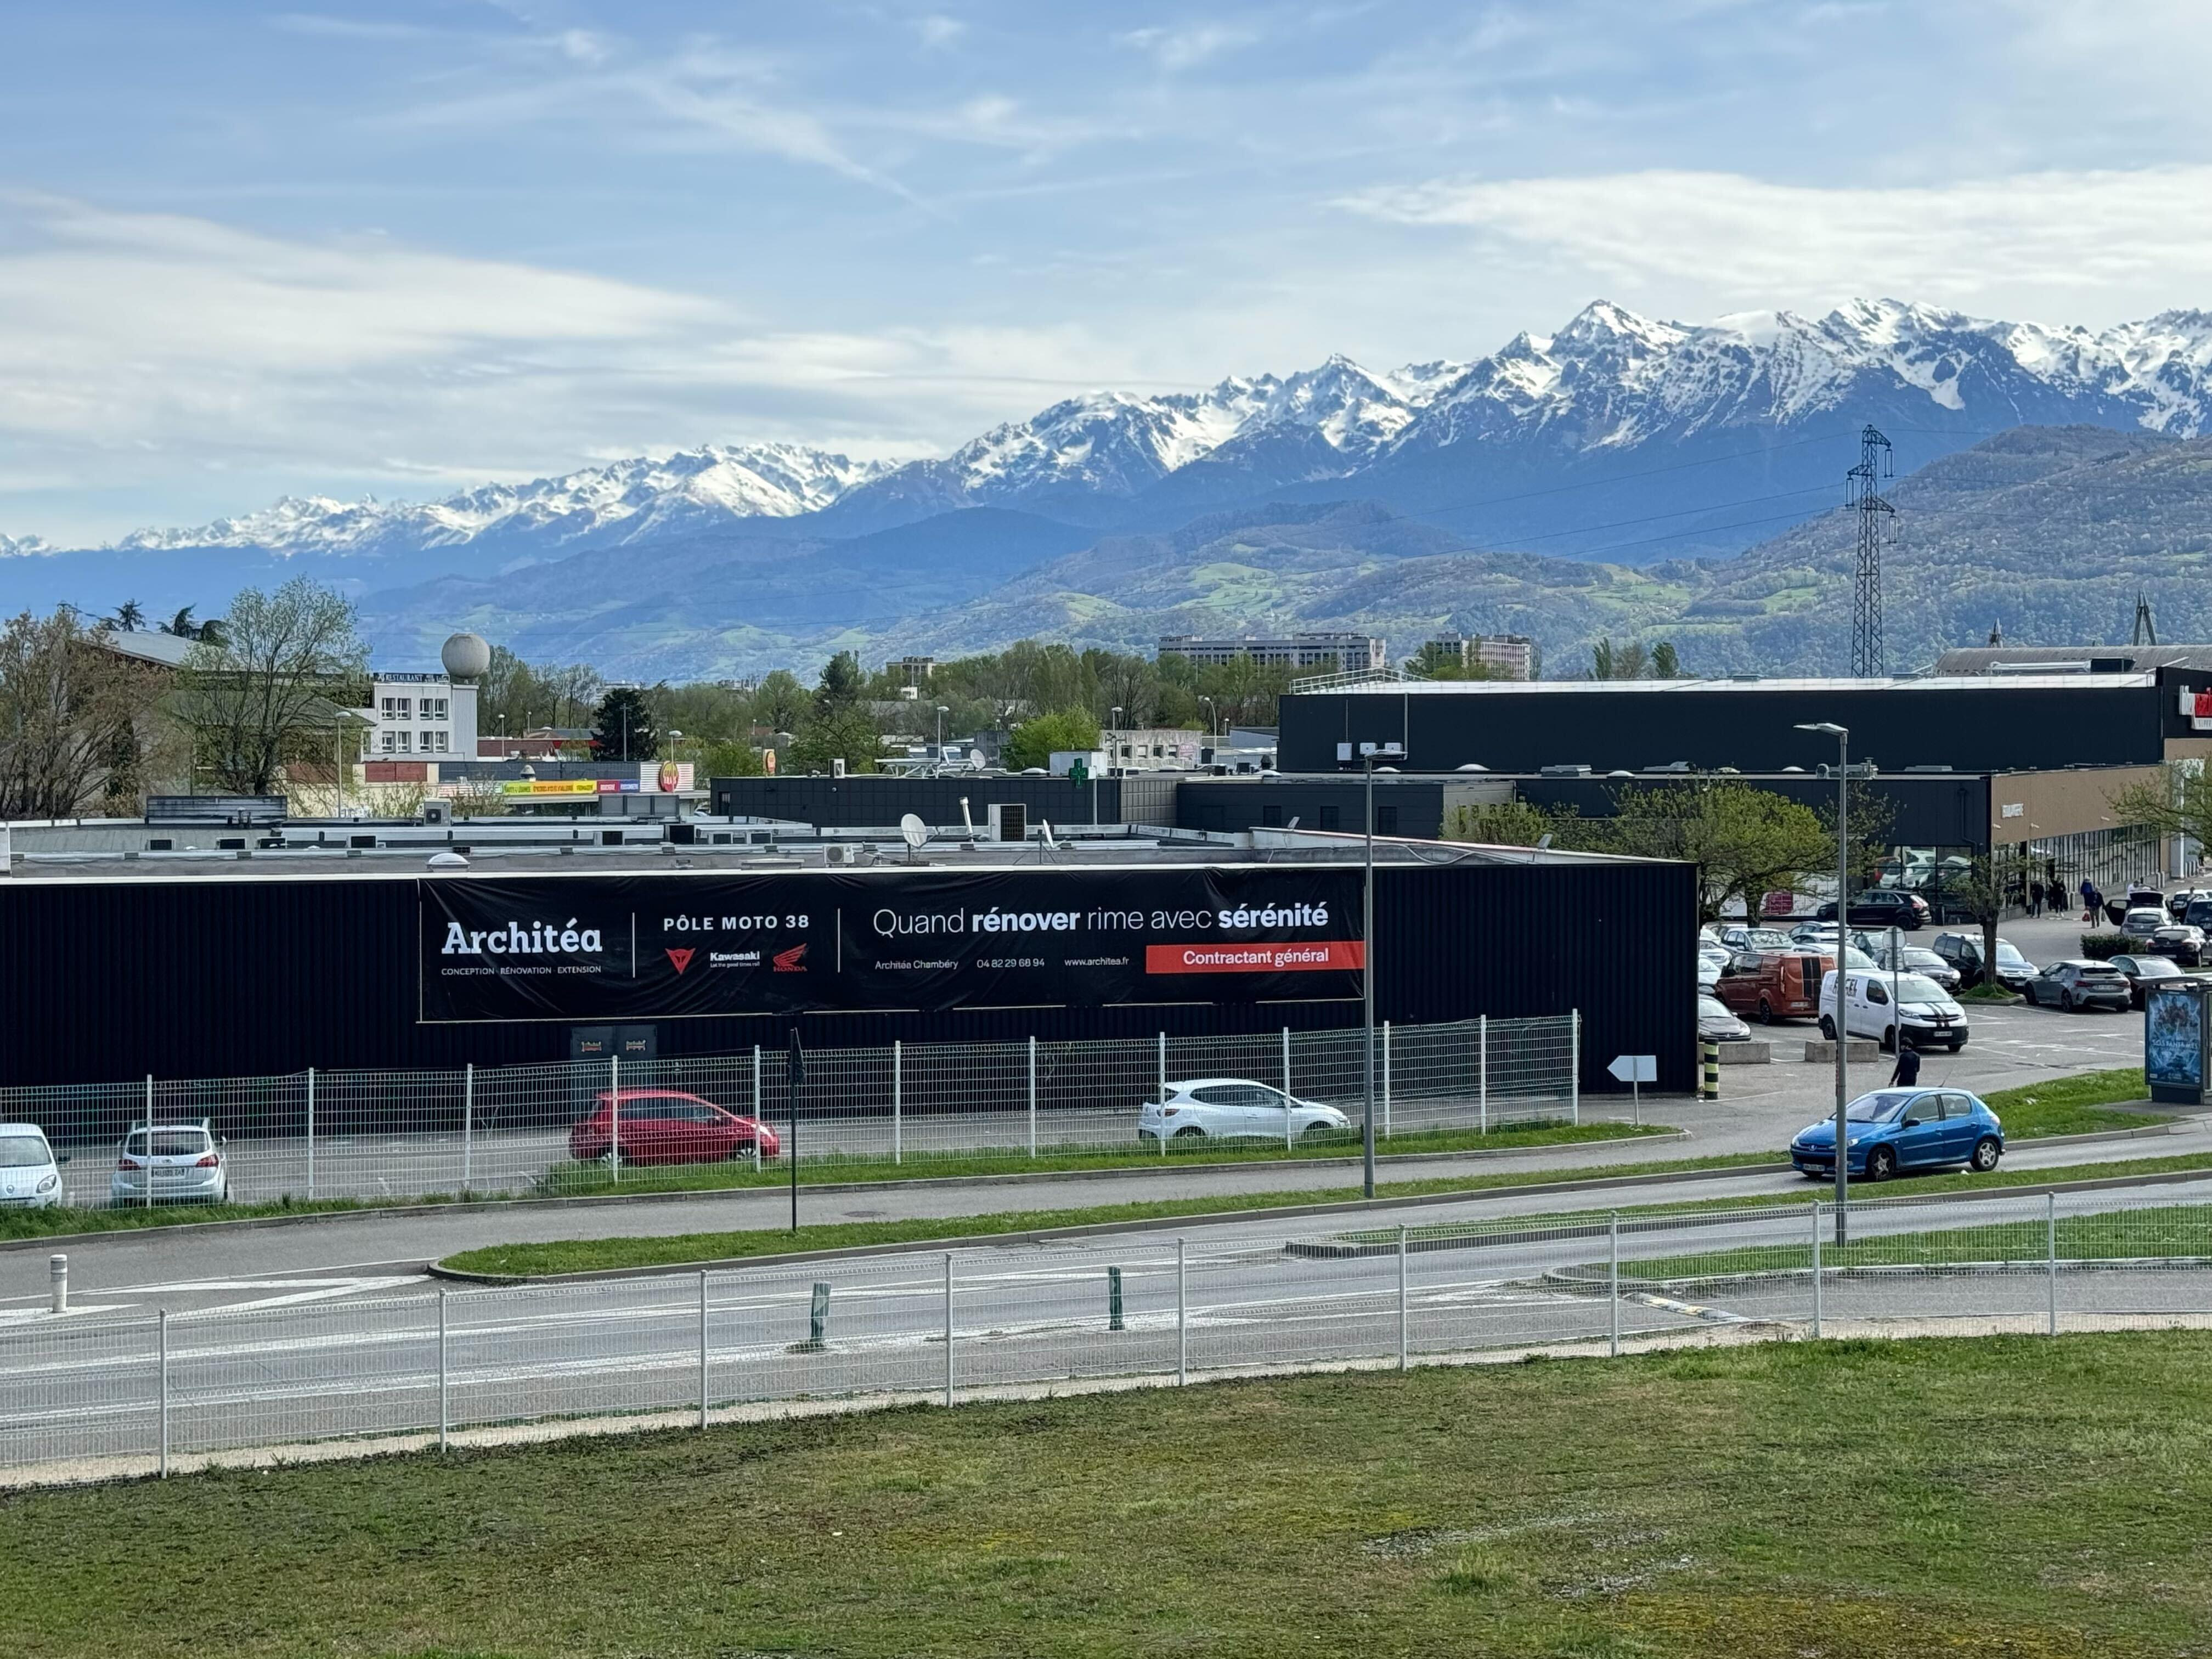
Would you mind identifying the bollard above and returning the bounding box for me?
[1700,1039,1721,1101]
[49,1254,66,1315]
[1107,1265,1125,1331]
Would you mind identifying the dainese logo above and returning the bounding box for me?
[665,947,696,975]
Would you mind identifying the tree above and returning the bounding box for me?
[1649,641,1681,680]
[1591,638,1649,681]
[753,669,809,736]
[786,705,882,774]
[173,579,366,797]
[160,605,227,645]
[1003,708,1101,771]
[1944,847,2033,991]
[0,611,165,816]
[814,650,866,719]
[1599,781,1833,923]
[590,686,657,763]
[106,599,145,632]
[2110,762,2212,864]
[1441,798,1568,847]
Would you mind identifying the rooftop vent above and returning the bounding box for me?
[1538,764,1592,777]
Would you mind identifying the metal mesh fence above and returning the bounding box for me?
[10,1178,2212,1483]
[2,1014,1577,1212]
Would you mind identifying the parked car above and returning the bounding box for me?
[2118,907,2170,950]
[1788,1087,2005,1181]
[1929,932,2038,991]
[2022,959,2135,1013]
[1139,1080,1352,1142]
[2148,922,2208,966]
[1719,925,1796,952]
[1715,950,1832,1024]
[1697,994,1752,1043]
[110,1119,228,1205]
[0,1124,66,1209]
[1814,889,1929,930]
[567,1090,781,1165]
[2185,894,2212,932]
[2165,888,2212,921]
[1696,954,1723,992]
[1819,969,1970,1052]
[2109,952,2192,1007]
[1865,939,1962,990]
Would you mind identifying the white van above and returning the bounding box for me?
[1819,969,1970,1052]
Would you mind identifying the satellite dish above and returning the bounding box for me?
[967,749,988,770]
[899,813,928,850]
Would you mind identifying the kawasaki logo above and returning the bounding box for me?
[773,943,808,973]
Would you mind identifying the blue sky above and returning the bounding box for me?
[5,1,2212,544]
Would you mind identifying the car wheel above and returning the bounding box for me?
[1819,1015,1837,1040]
[1301,1121,1338,1140]
[1172,1125,1204,1138]
[2066,989,2082,1012]
[1757,997,1774,1023]
[1864,1145,1897,1183]
[1879,1025,1895,1054]
[1970,1137,2001,1173]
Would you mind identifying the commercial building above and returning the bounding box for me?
[359,670,477,759]
[1424,632,1536,680]
[0,833,1694,1093]
[1158,632,1387,674]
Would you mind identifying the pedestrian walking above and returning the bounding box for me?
[2029,879,2045,917]
[2081,879,2102,924]
[1890,1041,1922,1088]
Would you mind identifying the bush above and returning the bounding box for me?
[2079,932,2129,961]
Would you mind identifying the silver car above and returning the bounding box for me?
[0,1124,66,1209]
[110,1120,230,1205]
[1139,1079,1352,1143]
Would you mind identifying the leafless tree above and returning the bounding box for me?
[174,579,368,796]
[0,611,165,816]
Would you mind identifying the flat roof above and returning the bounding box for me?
[1302,672,2167,695]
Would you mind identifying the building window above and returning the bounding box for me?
[422,697,448,720]
[394,730,411,754]
[1317,805,1340,831]
[1377,805,1399,836]
[379,731,396,754]
[382,696,411,719]
[1261,804,1284,827]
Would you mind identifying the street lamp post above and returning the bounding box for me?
[1797,720,1852,1243]
[1200,696,1218,740]
[1109,707,1123,777]
[1359,739,1404,1199]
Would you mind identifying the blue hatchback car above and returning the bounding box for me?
[1790,1087,2005,1181]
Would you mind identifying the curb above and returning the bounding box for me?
[428,1159,1797,1284]
[0,1126,1687,1255]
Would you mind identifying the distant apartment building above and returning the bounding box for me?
[891,655,938,684]
[1425,632,1536,681]
[1156,632,1387,674]
[357,672,478,759]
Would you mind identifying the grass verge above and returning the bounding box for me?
[442,1149,2212,1278]
[531,1117,1667,1198]
[5,1335,2212,1656]
[1979,1066,2151,1137]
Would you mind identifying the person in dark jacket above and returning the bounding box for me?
[2081,879,2102,923]
[1891,1041,1922,1088]
[2029,879,2045,916]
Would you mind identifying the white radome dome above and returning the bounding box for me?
[441,633,492,680]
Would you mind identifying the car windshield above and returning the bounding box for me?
[1844,947,1876,969]
[1995,941,2030,966]
[1904,950,1946,969]
[2138,958,2184,977]
[1742,929,1791,949]
[2126,911,2165,930]
[2076,963,2126,978]
[1891,974,1950,1002]
[123,1130,211,1157]
[0,1133,52,1167]
[1847,1090,1918,1123]
[1697,995,1731,1018]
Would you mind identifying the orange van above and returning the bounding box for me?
[1713,949,1833,1024]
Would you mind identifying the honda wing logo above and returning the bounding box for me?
[772,943,808,973]
[665,947,695,975]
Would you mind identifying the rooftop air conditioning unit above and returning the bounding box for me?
[1538,764,1592,777]
[987,802,1028,842]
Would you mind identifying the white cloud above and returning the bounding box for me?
[1116,22,1259,72]
[916,14,967,48]
[1335,164,2212,308]
[0,195,1166,541]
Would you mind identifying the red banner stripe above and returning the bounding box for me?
[1145,941,1364,974]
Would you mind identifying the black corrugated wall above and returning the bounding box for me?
[0,861,1694,1096]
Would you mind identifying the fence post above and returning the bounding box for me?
[437,1286,449,1451]
[1108,1265,1125,1331]
[1397,1223,1409,1372]
[1283,1028,1294,1150]
[892,1040,902,1166]
[943,1253,955,1407]
[1811,1200,1822,1339]
[1608,1211,1620,1359]
[1570,1009,1581,1126]
[2047,1190,2058,1338]
[698,1270,710,1429]
[1176,1237,1187,1385]
[143,1074,154,1209]
[1158,1033,1168,1159]
[462,1063,474,1193]
[306,1067,317,1201]
[752,1046,763,1172]
[610,1054,620,1183]
[1383,1021,1393,1141]
[1027,1035,1038,1159]
[1479,1015,1488,1136]
[157,1307,170,1478]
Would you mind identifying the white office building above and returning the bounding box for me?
[1425,632,1536,680]
[1156,633,1386,674]
[358,673,478,758]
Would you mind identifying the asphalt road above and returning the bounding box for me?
[6,1175,2209,1480]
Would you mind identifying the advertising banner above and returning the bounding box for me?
[417,866,1363,1023]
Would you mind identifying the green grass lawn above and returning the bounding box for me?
[445,1149,2212,1278]
[1979,1066,2152,1137]
[533,1116,1668,1198]
[6,1334,2212,1657]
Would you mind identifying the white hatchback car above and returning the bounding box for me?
[110,1120,230,1205]
[0,1123,67,1209]
[1139,1079,1352,1143]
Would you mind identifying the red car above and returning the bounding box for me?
[567,1090,781,1165]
